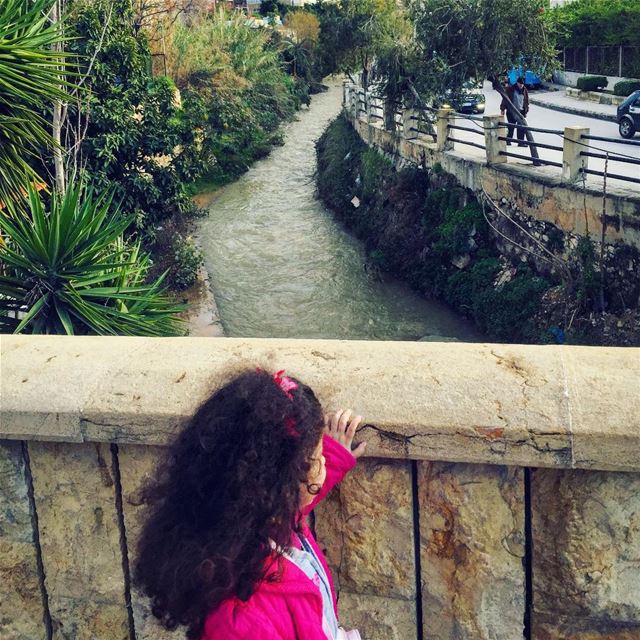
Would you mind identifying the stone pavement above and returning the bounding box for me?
[529,86,618,122]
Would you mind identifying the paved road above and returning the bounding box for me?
[453,83,640,192]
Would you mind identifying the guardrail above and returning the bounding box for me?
[345,84,640,190]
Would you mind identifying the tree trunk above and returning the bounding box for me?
[362,66,369,92]
[490,77,541,167]
[51,0,66,193]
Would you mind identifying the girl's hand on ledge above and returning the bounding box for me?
[325,409,367,459]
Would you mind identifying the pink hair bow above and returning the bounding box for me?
[273,370,299,438]
[256,368,300,437]
[272,370,298,400]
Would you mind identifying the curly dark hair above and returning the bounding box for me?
[133,369,324,639]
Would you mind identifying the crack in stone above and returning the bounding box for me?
[360,423,572,465]
[489,350,542,408]
[311,350,337,361]
[359,423,422,444]
[94,444,114,488]
[78,418,173,444]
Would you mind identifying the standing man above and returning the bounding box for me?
[500,77,529,146]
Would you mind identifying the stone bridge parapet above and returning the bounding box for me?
[1,335,639,639]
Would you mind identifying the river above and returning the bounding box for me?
[197,82,480,341]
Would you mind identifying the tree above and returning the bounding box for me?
[285,10,320,45]
[317,0,408,90]
[549,0,640,48]
[62,0,207,228]
[0,0,72,203]
[387,0,557,161]
[408,0,554,95]
[282,12,320,81]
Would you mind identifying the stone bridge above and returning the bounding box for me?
[2,335,639,639]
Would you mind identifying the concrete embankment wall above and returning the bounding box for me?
[350,116,640,251]
[2,335,639,639]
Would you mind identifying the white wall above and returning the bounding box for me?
[553,70,637,88]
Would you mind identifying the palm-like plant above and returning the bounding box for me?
[282,36,313,81]
[0,0,73,201]
[0,184,185,336]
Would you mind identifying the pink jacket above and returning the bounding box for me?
[201,435,357,640]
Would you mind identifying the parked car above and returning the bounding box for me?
[437,82,486,114]
[617,90,640,139]
[507,68,543,89]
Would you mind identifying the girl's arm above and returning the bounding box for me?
[303,410,366,514]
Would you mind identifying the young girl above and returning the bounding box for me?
[135,368,366,640]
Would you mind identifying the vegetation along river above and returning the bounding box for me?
[198,82,480,341]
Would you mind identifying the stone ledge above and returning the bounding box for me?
[1,335,639,472]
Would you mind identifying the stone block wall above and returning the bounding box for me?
[0,441,46,640]
[2,335,639,639]
[3,441,639,639]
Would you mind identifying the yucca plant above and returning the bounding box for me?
[0,183,185,336]
[0,0,74,201]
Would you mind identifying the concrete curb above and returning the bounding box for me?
[530,96,617,123]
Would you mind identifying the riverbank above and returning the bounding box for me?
[195,82,479,341]
[315,114,640,346]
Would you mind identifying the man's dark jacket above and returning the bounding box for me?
[500,85,529,115]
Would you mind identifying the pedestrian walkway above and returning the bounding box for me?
[529,87,617,122]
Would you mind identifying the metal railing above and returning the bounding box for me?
[344,82,640,190]
[562,45,640,78]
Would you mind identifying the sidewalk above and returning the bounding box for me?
[529,87,618,123]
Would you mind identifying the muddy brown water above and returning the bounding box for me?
[197,82,481,342]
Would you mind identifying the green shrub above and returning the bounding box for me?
[433,203,484,259]
[173,13,304,188]
[360,149,392,202]
[445,258,500,315]
[472,270,550,340]
[315,114,367,213]
[0,183,184,335]
[550,0,640,48]
[66,0,208,230]
[613,80,640,96]
[576,76,608,92]
[573,236,600,308]
[171,235,204,290]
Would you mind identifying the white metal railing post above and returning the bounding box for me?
[436,108,454,151]
[484,114,507,164]
[562,126,589,183]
